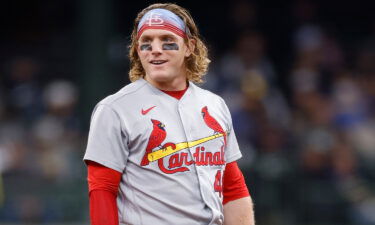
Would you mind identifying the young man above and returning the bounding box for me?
[84,3,255,225]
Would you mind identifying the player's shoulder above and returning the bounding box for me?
[97,79,148,107]
[191,82,226,105]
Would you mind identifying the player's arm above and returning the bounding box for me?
[223,161,255,225]
[87,160,122,225]
[224,196,254,225]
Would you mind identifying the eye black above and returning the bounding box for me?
[162,43,179,50]
[140,44,152,51]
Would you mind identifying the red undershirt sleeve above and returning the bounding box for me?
[222,161,250,205]
[87,161,122,225]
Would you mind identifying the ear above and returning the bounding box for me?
[185,38,196,57]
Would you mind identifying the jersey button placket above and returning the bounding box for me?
[177,101,210,206]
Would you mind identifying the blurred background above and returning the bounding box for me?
[1,0,375,224]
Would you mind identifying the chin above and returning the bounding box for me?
[147,72,172,83]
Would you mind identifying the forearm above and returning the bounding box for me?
[223,196,255,225]
[87,161,122,225]
[90,190,119,225]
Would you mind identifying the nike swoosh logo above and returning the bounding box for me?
[141,106,156,115]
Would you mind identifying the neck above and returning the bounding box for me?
[145,76,188,91]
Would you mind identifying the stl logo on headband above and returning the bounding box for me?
[146,12,164,26]
[137,8,189,39]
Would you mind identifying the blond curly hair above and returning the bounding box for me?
[128,3,210,83]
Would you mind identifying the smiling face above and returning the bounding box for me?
[137,29,192,90]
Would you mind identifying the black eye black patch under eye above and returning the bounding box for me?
[162,43,179,50]
[140,44,152,51]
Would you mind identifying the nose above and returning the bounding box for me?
[151,40,163,55]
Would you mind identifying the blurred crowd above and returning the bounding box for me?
[205,25,375,225]
[0,57,87,221]
[1,0,375,224]
[200,1,375,225]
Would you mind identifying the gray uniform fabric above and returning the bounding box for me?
[84,79,242,225]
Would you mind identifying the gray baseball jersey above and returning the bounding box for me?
[84,79,242,225]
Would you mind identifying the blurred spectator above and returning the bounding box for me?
[32,80,82,181]
[3,56,44,124]
[227,1,258,35]
[216,31,277,114]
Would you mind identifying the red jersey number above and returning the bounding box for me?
[214,170,223,197]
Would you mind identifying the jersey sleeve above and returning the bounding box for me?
[84,104,129,172]
[220,98,242,163]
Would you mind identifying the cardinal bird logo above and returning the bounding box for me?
[140,119,167,166]
[201,106,227,146]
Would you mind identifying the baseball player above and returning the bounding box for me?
[84,3,255,225]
